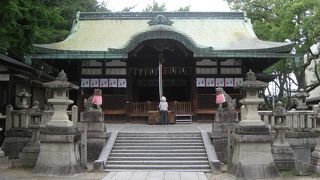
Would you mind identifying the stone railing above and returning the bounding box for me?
[5,105,76,130]
[258,110,315,131]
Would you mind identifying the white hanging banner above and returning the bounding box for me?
[215,78,224,87]
[234,78,243,87]
[205,78,215,87]
[225,78,234,87]
[109,78,118,87]
[196,78,206,87]
[118,79,127,88]
[159,63,163,98]
[81,79,90,88]
[100,78,109,87]
[90,79,99,87]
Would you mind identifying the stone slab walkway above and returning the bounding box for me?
[102,171,208,180]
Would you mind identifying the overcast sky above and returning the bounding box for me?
[98,0,230,12]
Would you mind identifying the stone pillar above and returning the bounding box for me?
[212,108,238,163]
[0,113,8,163]
[311,103,320,173]
[17,102,42,167]
[80,109,107,162]
[33,70,83,176]
[228,70,280,179]
[271,102,295,170]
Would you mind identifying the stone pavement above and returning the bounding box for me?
[106,122,212,133]
[103,171,208,180]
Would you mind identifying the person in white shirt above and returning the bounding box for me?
[159,96,169,125]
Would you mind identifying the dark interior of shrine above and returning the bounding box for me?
[127,39,194,102]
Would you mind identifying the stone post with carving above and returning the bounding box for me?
[16,101,42,167]
[271,101,295,170]
[311,103,320,173]
[80,88,107,162]
[229,70,280,179]
[32,70,83,176]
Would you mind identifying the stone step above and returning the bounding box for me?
[108,156,209,161]
[175,119,192,123]
[117,133,201,137]
[111,149,206,153]
[112,145,205,150]
[104,169,212,172]
[106,160,209,165]
[115,139,203,143]
[109,152,207,157]
[105,164,211,170]
[104,132,210,172]
[113,142,204,146]
[116,137,203,140]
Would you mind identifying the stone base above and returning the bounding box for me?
[229,128,280,179]
[2,129,32,158]
[272,146,295,170]
[212,122,237,164]
[229,163,279,179]
[17,145,39,167]
[80,111,107,162]
[215,110,238,123]
[32,127,84,176]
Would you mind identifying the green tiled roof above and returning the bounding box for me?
[33,12,294,58]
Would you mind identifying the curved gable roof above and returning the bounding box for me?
[34,12,293,57]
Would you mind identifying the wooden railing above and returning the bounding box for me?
[130,101,192,115]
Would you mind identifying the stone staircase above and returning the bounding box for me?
[105,132,211,172]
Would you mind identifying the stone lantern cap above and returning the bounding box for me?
[43,70,79,90]
[240,69,268,89]
[294,88,309,98]
[17,89,31,97]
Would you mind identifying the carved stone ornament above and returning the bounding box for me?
[148,14,173,26]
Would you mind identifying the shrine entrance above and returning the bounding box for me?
[127,39,194,114]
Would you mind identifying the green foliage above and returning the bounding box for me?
[177,5,191,12]
[143,1,167,12]
[0,0,109,60]
[226,0,320,107]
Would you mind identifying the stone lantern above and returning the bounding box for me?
[16,89,30,109]
[33,70,83,176]
[42,70,78,127]
[239,69,268,127]
[294,88,309,110]
[229,70,280,179]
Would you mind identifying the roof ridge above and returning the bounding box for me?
[78,11,245,20]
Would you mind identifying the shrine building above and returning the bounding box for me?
[28,11,294,122]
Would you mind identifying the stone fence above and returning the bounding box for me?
[2,104,78,159]
[258,110,316,131]
[5,105,75,131]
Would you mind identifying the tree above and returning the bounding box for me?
[143,1,167,12]
[0,0,109,60]
[226,0,320,108]
[177,5,191,12]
